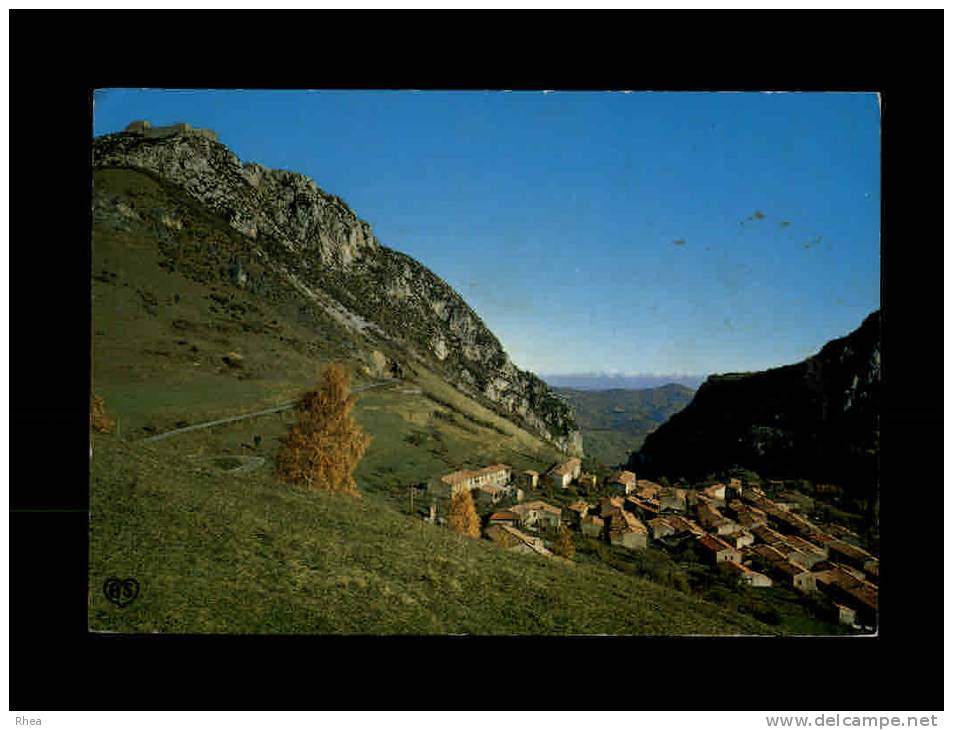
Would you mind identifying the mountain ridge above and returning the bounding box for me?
[631,310,881,493]
[92,123,582,454]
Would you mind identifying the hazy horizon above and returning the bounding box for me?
[94,90,881,377]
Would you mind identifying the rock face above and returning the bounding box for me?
[631,311,880,492]
[92,123,582,454]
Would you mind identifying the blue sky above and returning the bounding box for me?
[94,90,881,378]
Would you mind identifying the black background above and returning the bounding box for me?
[9,9,943,710]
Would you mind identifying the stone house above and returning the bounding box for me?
[511,500,562,532]
[658,487,687,513]
[577,473,599,491]
[625,495,660,520]
[563,501,590,527]
[473,484,507,511]
[521,470,539,490]
[430,464,512,500]
[607,511,648,550]
[486,510,521,528]
[665,515,705,537]
[771,560,817,593]
[834,602,857,627]
[549,458,582,489]
[608,470,637,496]
[719,560,772,588]
[580,514,605,539]
[428,464,512,518]
[696,534,742,565]
[703,483,727,503]
[648,517,675,540]
[829,540,875,570]
[722,530,755,550]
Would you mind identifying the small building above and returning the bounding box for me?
[577,473,598,491]
[473,484,507,510]
[648,517,675,540]
[703,483,727,503]
[771,560,817,593]
[580,514,605,539]
[486,510,521,528]
[751,524,788,547]
[719,560,772,588]
[625,495,660,520]
[430,463,512,499]
[563,500,590,526]
[521,470,539,490]
[608,470,637,496]
[665,515,705,537]
[695,501,738,535]
[549,458,582,489]
[696,534,742,565]
[511,500,562,532]
[658,487,687,513]
[722,530,755,550]
[598,496,626,515]
[829,540,875,570]
[833,602,857,627]
[751,543,788,567]
[607,511,648,550]
[726,477,744,500]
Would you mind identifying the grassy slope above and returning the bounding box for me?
[555,386,695,467]
[89,167,774,635]
[89,433,771,635]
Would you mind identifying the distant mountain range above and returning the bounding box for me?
[543,374,707,391]
[631,311,881,495]
[555,384,696,467]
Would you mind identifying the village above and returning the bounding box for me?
[423,458,879,632]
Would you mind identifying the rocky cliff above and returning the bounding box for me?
[92,124,582,454]
[631,311,880,492]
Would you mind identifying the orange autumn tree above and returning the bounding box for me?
[448,488,481,538]
[90,395,114,434]
[275,363,371,494]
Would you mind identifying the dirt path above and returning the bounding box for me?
[140,378,400,444]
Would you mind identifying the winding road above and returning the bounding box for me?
[140,378,400,444]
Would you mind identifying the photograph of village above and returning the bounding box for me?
[89,90,880,636]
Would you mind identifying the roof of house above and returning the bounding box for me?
[753,544,788,563]
[648,517,674,531]
[551,457,582,476]
[666,515,703,535]
[784,534,826,555]
[581,514,605,527]
[487,511,520,522]
[522,470,539,477]
[830,540,874,561]
[697,534,736,554]
[773,560,810,578]
[704,483,726,496]
[610,470,637,486]
[518,500,562,515]
[566,501,589,514]
[440,463,511,486]
[608,510,647,536]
